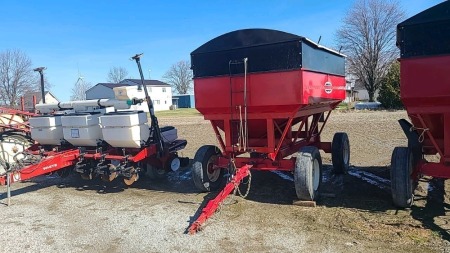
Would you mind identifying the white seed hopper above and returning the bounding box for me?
[61,112,103,146]
[100,111,149,148]
[29,115,64,145]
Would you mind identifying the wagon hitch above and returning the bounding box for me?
[188,164,252,234]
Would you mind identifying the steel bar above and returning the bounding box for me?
[188,164,252,234]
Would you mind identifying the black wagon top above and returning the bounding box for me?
[397,1,450,58]
[191,29,345,78]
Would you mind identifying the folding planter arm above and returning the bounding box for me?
[0,149,80,185]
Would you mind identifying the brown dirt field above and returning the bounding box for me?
[1,110,449,252]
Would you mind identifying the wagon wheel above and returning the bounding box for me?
[145,163,167,179]
[294,146,322,201]
[0,132,33,165]
[331,132,350,174]
[191,145,223,192]
[390,147,415,208]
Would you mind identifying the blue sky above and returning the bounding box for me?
[0,0,442,101]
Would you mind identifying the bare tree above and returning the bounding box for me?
[0,49,35,106]
[336,0,405,101]
[163,60,193,94]
[107,66,128,83]
[70,79,93,101]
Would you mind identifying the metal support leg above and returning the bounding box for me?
[6,172,11,206]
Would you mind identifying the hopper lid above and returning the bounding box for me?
[398,1,450,27]
[192,29,303,54]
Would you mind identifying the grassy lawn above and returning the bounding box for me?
[337,102,355,110]
[154,108,201,118]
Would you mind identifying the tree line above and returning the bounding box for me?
[0,49,51,106]
[1,0,404,108]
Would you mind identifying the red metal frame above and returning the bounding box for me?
[188,164,252,234]
[196,69,344,163]
[0,142,172,186]
[0,107,38,133]
[400,55,450,179]
[412,160,450,179]
[0,149,79,185]
[81,145,158,163]
[209,109,335,171]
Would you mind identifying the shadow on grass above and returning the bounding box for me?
[410,178,450,242]
[319,165,393,212]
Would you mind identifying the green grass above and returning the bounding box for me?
[337,102,355,110]
[154,108,201,118]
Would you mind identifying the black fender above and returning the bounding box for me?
[398,119,422,165]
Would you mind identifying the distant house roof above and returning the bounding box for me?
[23,91,59,111]
[102,83,130,89]
[87,79,170,93]
[120,79,171,87]
[85,83,127,93]
[23,91,58,103]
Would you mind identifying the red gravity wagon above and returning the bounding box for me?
[188,29,350,233]
[391,1,450,207]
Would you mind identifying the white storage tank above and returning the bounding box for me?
[100,111,149,148]
[29,115,64,145]
[62,112,103,146]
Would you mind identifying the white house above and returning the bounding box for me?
[345,74,377,102]
[353,81,380,101]
[86,79,172,111]
[23,91,59,112]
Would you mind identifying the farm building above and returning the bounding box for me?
[173,94,195,108]
[86,79,172,111]
[345,76,377,102]
[344,79,357,103]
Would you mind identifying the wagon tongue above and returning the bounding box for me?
[188,164,252,234]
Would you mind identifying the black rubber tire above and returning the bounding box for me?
[0,131,33,144]
[391,147,414,208]
[331,132,350,174]
[191,145,222,192]
[145,164,167,180]
[294,146,323,201]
